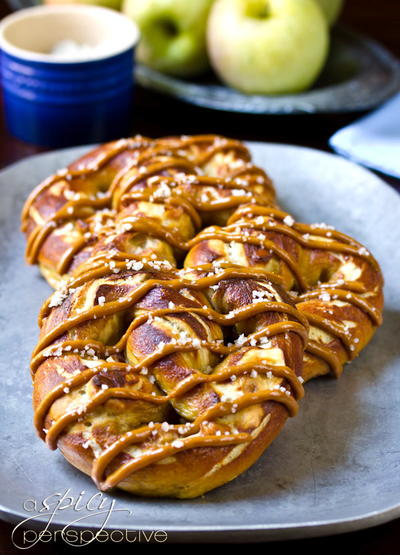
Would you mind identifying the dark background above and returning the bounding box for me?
[1,0,400,174]
[1,0,400,552]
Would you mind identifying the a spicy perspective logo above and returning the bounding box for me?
[11,489,168,548]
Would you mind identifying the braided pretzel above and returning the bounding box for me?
[22,135,383,498]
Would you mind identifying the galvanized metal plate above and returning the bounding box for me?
[0,143,399,542]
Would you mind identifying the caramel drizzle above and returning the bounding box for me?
[34,303,306,376]
[305,341,343,378]
[37,302,308,359]
[189,223,380,318]
[36,359,303,450]
[24,196,110,266]
[95,433,251,491]
[92,386,297,491]
[114,172,274,211]
[24,178,268,269]
[37,262,285,324]
[110,158,198,209]
[22,135,274,267]
[194,205,383,376]
[21,136,150,227]
[297,288,380,325]
[53,193,203,278]
[31,207,380,384]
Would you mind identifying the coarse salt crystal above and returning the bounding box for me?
[49,290,68,308]
[172,440,184,449]
[283,215,295,227]
[320,293,331,302]
[126,260,143,271]
[235,334,247,346]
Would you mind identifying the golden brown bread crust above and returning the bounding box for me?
[22,134,383,498]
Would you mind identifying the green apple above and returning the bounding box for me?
[314,0,344,25]
[122,0,214,77]
[207,0,329,95]
[44,0,122,10]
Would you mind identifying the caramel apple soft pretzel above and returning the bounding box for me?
[22,135,383,498]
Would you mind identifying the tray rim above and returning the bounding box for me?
[1,499,400,541]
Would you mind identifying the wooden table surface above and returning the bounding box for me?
[0,0,399,552]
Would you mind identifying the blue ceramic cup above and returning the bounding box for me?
[0,5,139,148]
